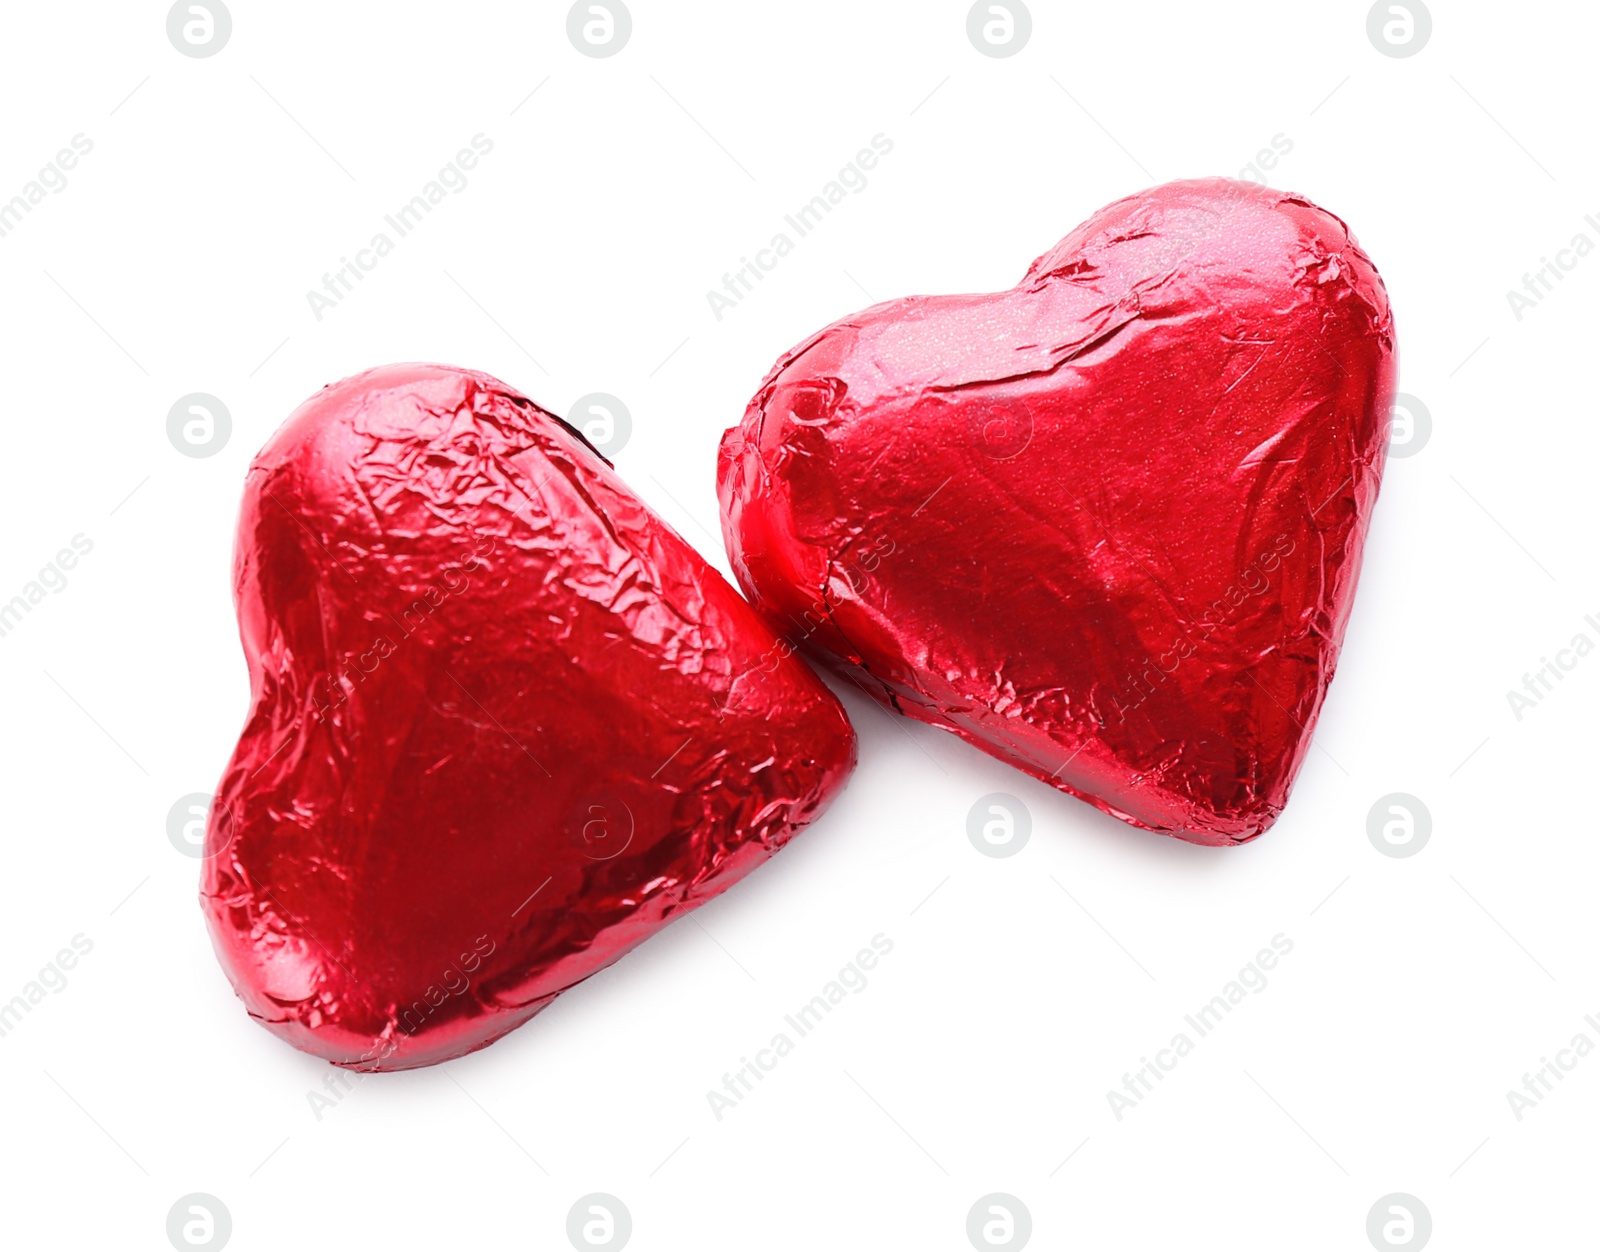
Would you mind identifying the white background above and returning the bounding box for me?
[0,1,1595,1248]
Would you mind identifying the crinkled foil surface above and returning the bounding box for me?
[204,363,855,1069]
[718,179,1395,845]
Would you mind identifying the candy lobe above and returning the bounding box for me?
[205,364,854,1069]
[718,179,1395,845]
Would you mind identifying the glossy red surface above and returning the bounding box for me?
[204,364,855,1069]
[718,179,1395,845]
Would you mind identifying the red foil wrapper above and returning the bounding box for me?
[204,364,854,1069]
[718,179,1395,845]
